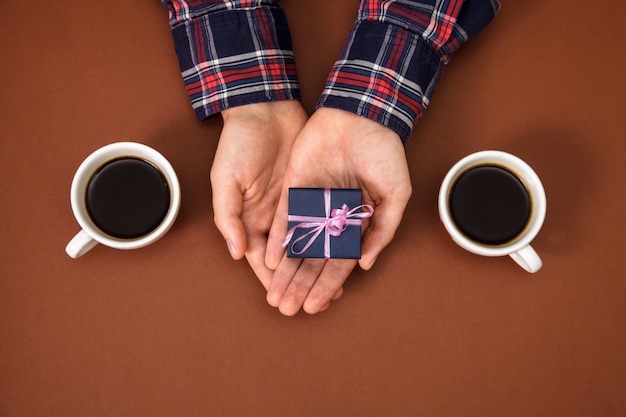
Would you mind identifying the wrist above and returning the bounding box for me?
[222,100,305,123]
[312,107,401,142]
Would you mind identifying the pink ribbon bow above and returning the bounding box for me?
[282,188,374,258]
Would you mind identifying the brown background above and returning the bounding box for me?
[2,0,625,416]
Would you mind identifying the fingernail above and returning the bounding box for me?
[227,240,237,258]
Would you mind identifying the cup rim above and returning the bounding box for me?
[438,150,546,257]
[70,142,181,250]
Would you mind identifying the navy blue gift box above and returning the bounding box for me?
[284,188,373,259]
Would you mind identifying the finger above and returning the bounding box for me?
[265,185,291,270]
[244,233,273,291]
[302,259,356,314]
[277,258,326,316]
[266,256,301,307]
[358,196,409,270]
[318,303,331,313]
[211,175,247,260]
[268,267,344,310]
[332,286,344,301]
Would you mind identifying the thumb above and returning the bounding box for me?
[265,186,290,270]
[358,197,408,270]
[211,176,247,260]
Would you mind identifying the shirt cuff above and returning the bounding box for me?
[316,20,445,144]
[169,7,300,120]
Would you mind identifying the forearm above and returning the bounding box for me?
[317,0,501,143]
[162,0,300,120]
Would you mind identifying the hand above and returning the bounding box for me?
[211,101,308,290]
[265,108,412,315]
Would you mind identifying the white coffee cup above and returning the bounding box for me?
[438,150,546,273]
[65,142,181,258]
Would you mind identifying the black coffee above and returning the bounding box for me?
[449,165,531,245]
[86,157,170,239]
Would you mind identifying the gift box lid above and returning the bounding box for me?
[285,188,371,259]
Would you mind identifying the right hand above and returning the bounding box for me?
[265,108,412,315]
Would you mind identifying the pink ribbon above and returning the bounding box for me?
[282,188,374,258]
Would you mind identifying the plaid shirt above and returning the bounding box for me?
[162,0,500,143]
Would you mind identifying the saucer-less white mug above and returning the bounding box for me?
[65,142,181,258]
[438,150,546,273]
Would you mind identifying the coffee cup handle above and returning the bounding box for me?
[509,245,542,273]
[65,230,99,258]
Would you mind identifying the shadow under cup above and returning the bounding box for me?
[438,151,546,272]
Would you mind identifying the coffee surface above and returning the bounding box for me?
[86,157,170,239]
[450,165,530,245]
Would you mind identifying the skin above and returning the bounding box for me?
[210,101,307,290]
[265,107,412,316]
[211,101,412,315]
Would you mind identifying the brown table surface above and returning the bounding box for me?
[2,1,626,416]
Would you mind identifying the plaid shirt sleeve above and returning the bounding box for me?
[317,0,501,143]
[161,0,300,120]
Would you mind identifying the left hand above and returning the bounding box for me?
[211,101,307,290]
[265,108,412,315]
